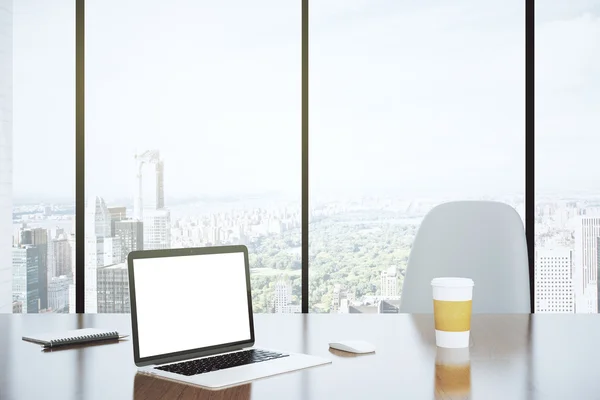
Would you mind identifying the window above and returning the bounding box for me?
[309,1,525,313]
[85,0,301,313]
[2,1,545,315]
[535,2,600,314]
[4,0,76,314]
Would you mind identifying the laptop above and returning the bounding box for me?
[127,245,331,390]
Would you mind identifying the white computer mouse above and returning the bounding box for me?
[329,340,376,354]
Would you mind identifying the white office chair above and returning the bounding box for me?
[400,201,530,314]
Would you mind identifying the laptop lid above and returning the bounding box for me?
[128,245,255,367]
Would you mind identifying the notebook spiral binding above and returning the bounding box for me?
[50,331,119,346]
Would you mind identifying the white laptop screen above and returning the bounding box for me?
[132,251,252,359]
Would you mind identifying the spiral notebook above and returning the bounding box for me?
[22,328,129,349]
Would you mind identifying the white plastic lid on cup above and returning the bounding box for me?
[432,277,474,303]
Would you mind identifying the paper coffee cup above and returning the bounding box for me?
[434,347,471,399]
[431,277,474,348]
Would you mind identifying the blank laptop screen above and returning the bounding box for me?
[133,251,251,359]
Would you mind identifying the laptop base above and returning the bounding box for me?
[140,349,331,390]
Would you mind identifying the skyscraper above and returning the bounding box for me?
[86,196,127,312]
[330,284,354,313]
[115,219,143,258]
[20,227,47,246]
[68,233,75,275]
[103,237,123,265]
[574,217,600,313]
[11,250,26,313]
[134,150,164,221]
[85,236,103,313]
[19,229,32,245]
[85,196,111,313]
[49,237,72,278]
[0,0,12,313]
[132,151,170,251]
[47,275,70,313]
[20,228,49,311]
[380,266,398,298]
[108,206,127,237]
[97,263,130,313]
[54,227,65,240]
[12,246,39,314]
[535,248,574,313]
[143,209,171,250]
[86,196,112,238]
[271,279,300,313]
[156,159,164,209]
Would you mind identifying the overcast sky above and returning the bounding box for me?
[11,0,600,202]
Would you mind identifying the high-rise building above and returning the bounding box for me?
[12,246,39,313]
[20,227,47,246]
[68,233,75,276]
[535,248,574,313]
[331,284,355,313]
[574,217,600,313]
[86,196,112,238]
[20,228,48,311]
[380,266,398,298]
[108,206,127,236]
[104,237,123,265]
[0,0,12,313]
[115,219,143,259]
[271,279,300,314]
[97,263,130,313]
[11,226,19,247]
[11,252,26,313]
[47,275,70,313]
[143,209,171,250]
[156,160,164,209]
[134,150,164,221]
[85,236,103,313]
[133,151,169,251]
[54,227,65,240]
[19,229,32,245]
[85,196,113,313]
[49,238,72,278]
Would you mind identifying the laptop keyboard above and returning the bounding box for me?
[155,349,288,376]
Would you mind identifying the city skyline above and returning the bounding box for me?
[11,162,600,316]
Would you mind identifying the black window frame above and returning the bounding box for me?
[74,0,536,314]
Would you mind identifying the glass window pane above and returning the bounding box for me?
[3,0,76,314]
[535,2,598,314]
[0,0,10,313]
[86,0,300,313]
[309,1,525,313]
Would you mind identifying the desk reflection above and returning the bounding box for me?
[133,373,252,400]
[434,347,471,400]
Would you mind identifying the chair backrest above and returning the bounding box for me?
[400,201,530,314]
